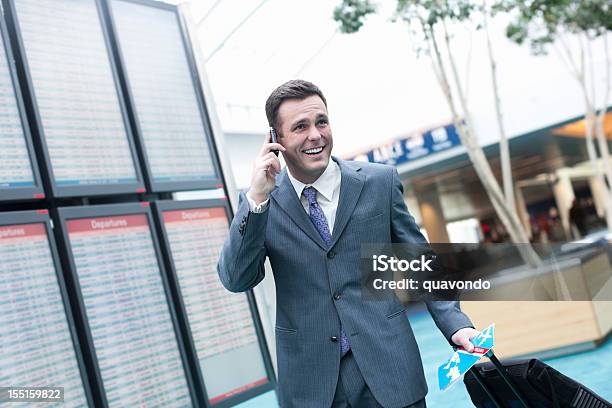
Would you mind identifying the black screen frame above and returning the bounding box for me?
[0,210,94,406]
[0,17,44,202]
[152,199,277,408]
[101,0,223,194]
[54,202,199,407]
[2,0,147,198]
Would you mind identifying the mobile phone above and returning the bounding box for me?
[270,127,279,156]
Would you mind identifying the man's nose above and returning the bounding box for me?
[307,126,322,141]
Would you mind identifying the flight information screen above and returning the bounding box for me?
[109,0,218,189]
[161,206,268,404]
[0,219,88,407]
[12,0,138,188]
[65,212,192,406]
[0,24,35,191]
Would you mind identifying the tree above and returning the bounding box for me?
[501,0,612,232]
[334,0,542,266]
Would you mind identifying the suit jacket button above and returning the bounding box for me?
[330,336,338,342]
[333,292,341,301]
[327,251,335,259]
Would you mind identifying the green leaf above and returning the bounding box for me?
[333,0,377,34]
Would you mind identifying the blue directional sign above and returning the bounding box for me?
[352,123,461,166]
[438,323,495,391]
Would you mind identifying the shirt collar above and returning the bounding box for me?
[287,158,339,201]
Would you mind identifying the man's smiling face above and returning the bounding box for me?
[276,95,333,184]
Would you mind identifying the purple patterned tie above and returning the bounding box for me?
[302,187,350,356]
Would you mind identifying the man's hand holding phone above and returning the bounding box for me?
[248,129,285,205]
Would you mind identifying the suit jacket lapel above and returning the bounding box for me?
[330,158,365,248]
[270,171,327,250]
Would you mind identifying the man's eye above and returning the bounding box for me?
[317,119,328,126]
[295,124,305,131]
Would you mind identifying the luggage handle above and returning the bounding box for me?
[469,350,535,408]
[469,368,505,408]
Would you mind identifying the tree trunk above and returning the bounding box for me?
[593,33,612,232]
[593,120,612,232]
[584,106,612,231]
[483,6,515,213]
[573,35,612,232]
[429,21,541,267]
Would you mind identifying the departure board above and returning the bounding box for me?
[156,201,269,405]
[61,206,192,406]
[0,19,42,201]
[0,212,89,407]
[8,0,142,196]
[108,0,220,191]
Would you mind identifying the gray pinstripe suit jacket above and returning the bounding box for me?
[217,157,472,407]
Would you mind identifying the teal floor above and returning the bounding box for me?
[237,309,612,407]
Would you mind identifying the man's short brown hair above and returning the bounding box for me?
[265,80,327,132]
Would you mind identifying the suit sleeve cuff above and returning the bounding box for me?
[246,191,269,213]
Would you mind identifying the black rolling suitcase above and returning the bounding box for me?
[463,351,611,408]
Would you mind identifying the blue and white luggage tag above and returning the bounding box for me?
[438,323,495,391]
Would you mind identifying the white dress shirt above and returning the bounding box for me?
[247,159,341,233]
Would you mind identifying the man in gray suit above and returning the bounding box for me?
[218,80,478,407]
